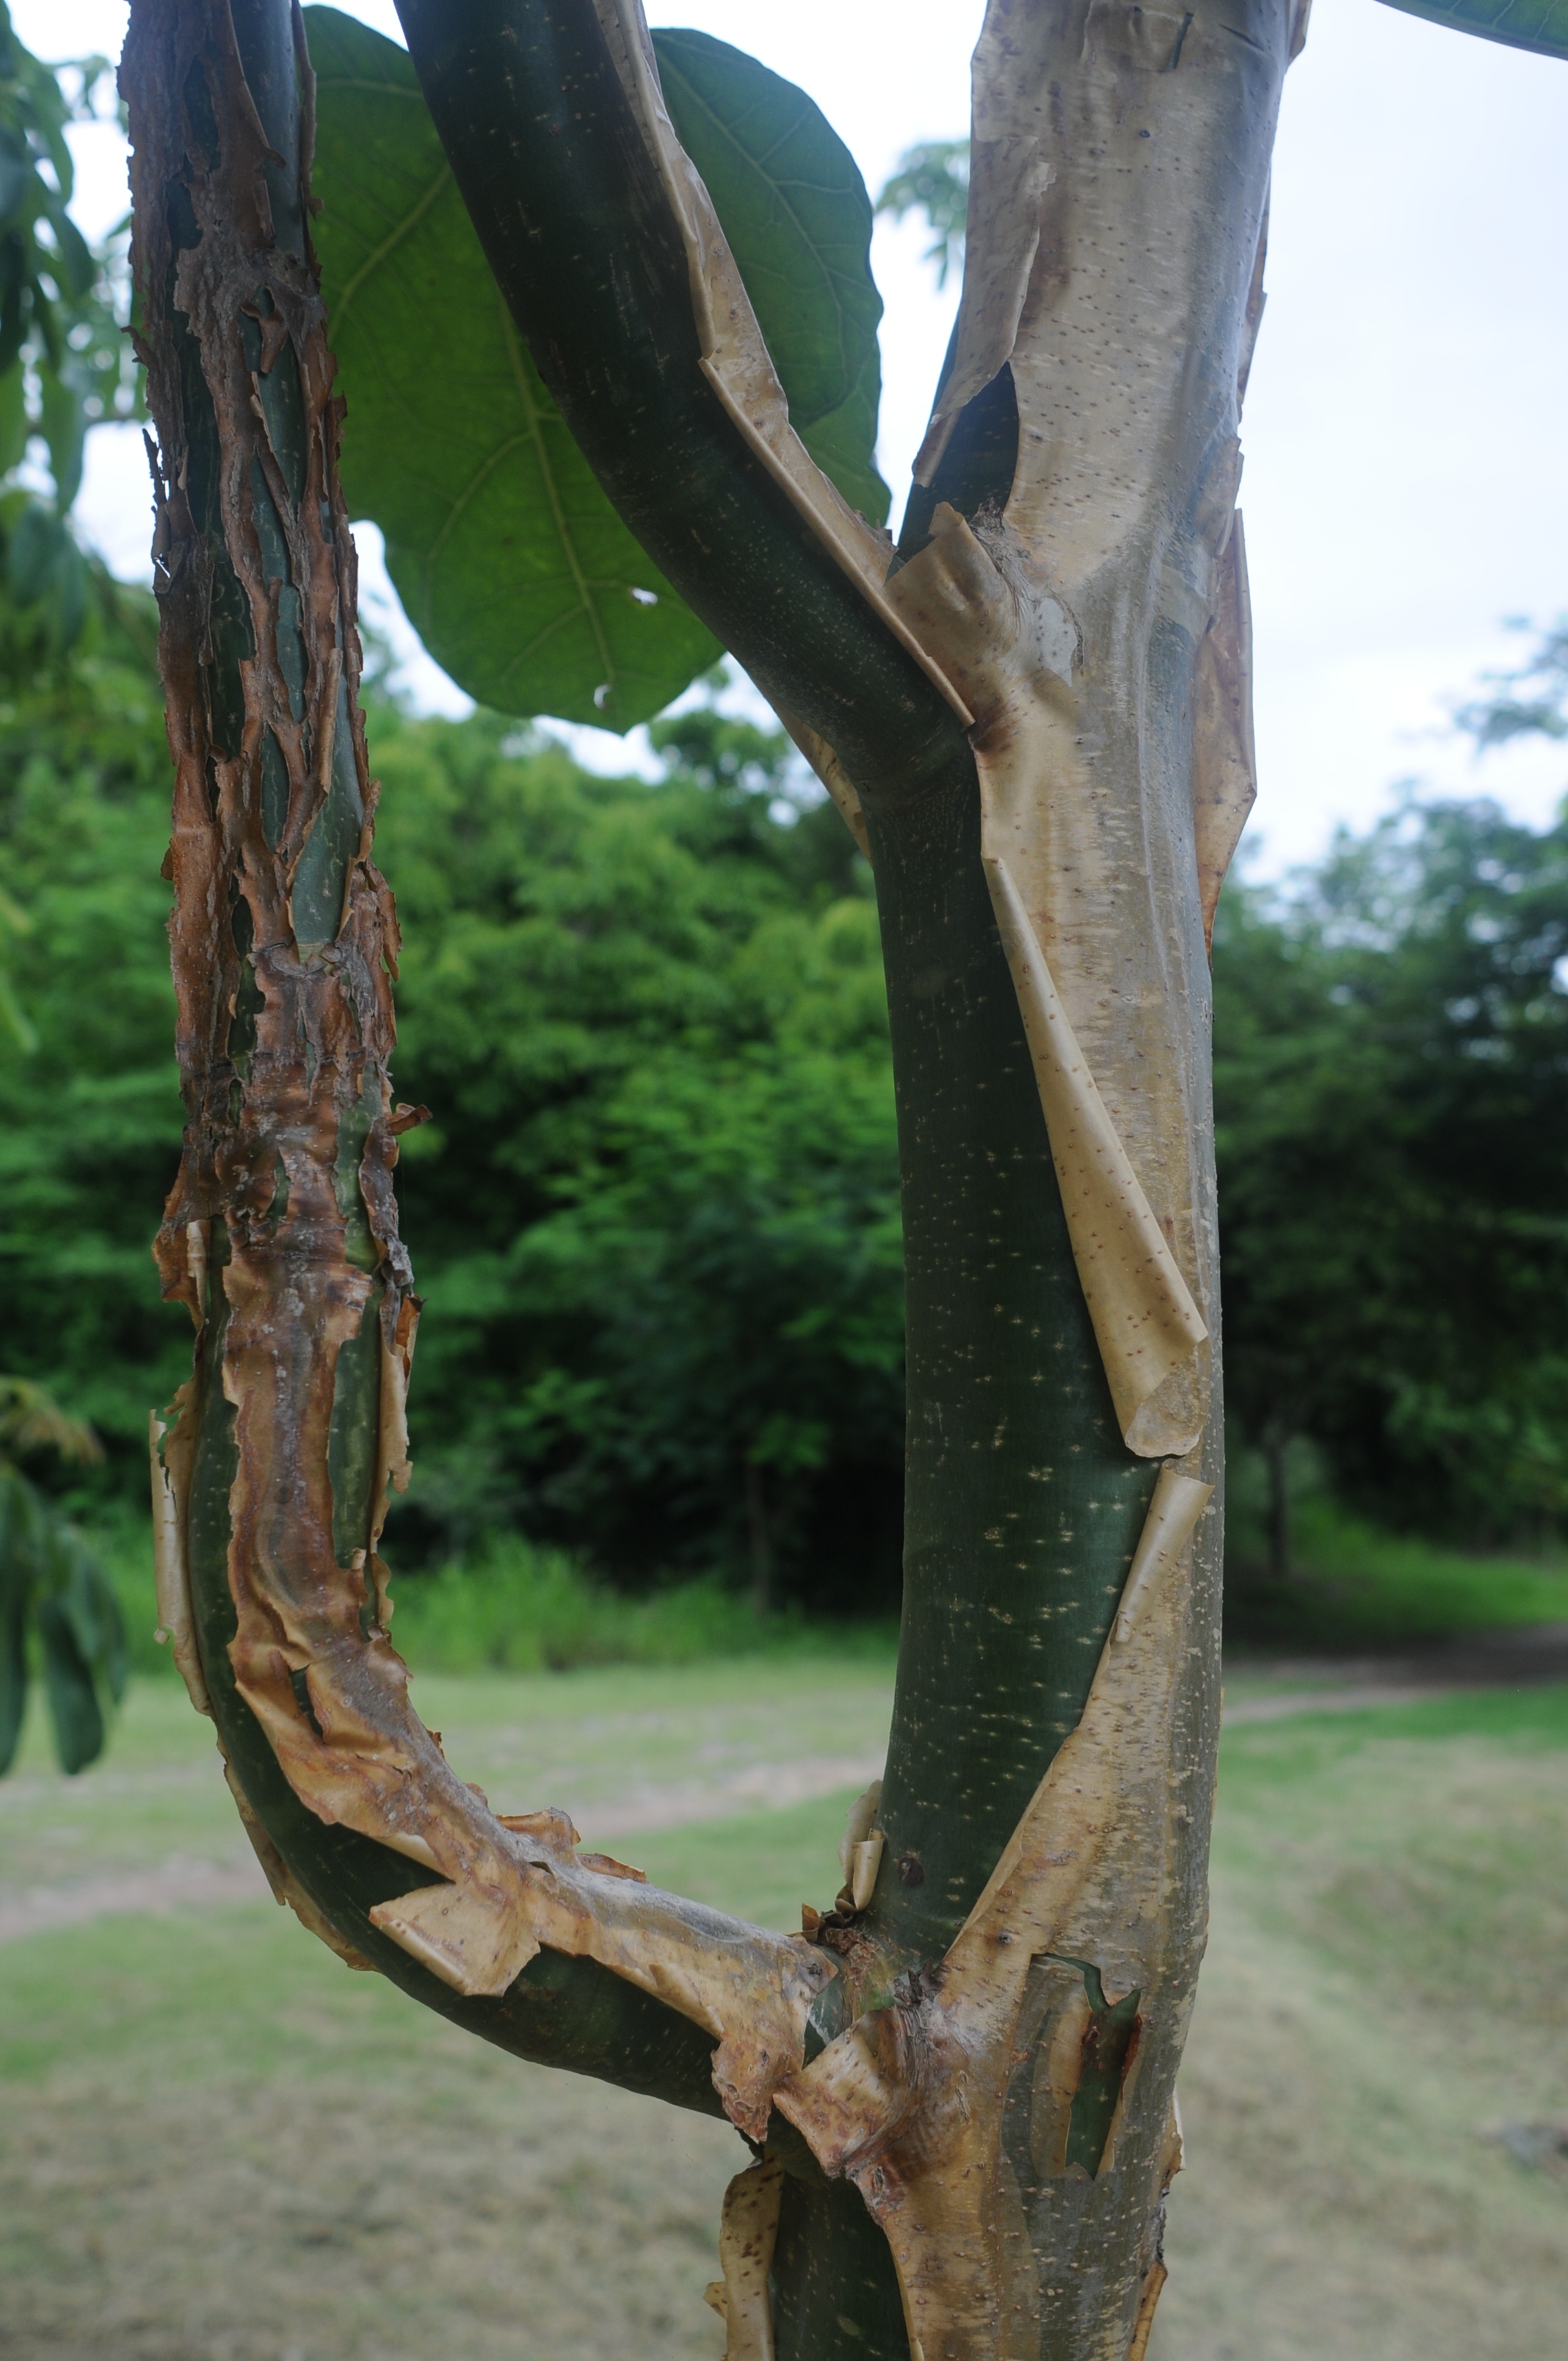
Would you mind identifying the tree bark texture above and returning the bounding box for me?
[132,3,1298,2357]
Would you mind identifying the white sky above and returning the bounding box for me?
[18,0,1568,877]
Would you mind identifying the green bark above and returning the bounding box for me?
[127,0,729,2116]
[131,2,1278,2354]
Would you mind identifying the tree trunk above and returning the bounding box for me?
[130,2,1299,2355]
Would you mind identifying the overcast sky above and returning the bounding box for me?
[18,0,1568,876]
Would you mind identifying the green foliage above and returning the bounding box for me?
[1376,0,1568,62]
[0,588,188,1469]
[1454,615,1568,747]
[370,692,904,1597]
[304,8,886,728]
[0,5,140,649]
[8,558,1567,1616]
[874,139,969,289]
[385,1531,892,1674]
[0,878,29,1049]
[0,1379,126,1774]
[0,591,903,1601]
[1216,778,1568,1543]
[1224,1472,1568,1646]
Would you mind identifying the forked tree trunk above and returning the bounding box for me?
[129,2,1298,2356]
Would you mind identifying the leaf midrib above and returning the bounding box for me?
[492,298,617,705]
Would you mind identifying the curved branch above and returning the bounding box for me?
[126,0,822,2130]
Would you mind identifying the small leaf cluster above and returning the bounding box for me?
[874,139,969,289]
[0,4,141,649]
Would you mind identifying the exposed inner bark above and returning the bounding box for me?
[128,0,840,2151]
[130,2,1299,2357]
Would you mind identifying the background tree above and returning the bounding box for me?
[1216,625,1568,1578]
[8,584,1563,1609]
[372,693,906,1598]
[0,0,144,1777]
[0,1,140,648]
[874,139,970,290]
[102,7,1568,2361]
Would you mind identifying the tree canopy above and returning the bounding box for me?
[1217,777,1568,1547]
[4,582,1565,1599]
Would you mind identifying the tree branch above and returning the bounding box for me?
[391,0,975,812]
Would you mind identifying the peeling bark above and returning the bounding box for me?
[127,0,838,2144]
[707,2158,787,2361]
[884,504,1211,1457]
[1191,517,1258,957]
[131,1,1302,2354]
[581,0,973,730]
[777,1478,1211,2361]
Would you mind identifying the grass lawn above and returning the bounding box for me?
[1224,1493,1568,1650]
[2,1667,1565,2359]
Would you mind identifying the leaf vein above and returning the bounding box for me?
[496,297,619,703]
[333,164,454,323]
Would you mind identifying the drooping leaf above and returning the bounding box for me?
[38,361,87,509]
[37,1591,104,1774]
[304,8,888,726]
[57,1534,127,1707]
[0,1450,124,1779]
[0,7,139,518]
[0,1467,37,1774]
[34,1522,124,1776]
[5,496,87,647]
[0,1581,23,1773]
[1376,0,1568,59]
[0,360,24,474]
[654,29,890,524]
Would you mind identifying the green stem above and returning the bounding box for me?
[863,781,1157,1965]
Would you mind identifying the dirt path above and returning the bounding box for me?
[0,1857,270,1944]
[10,1633,1566,1948]
[0,1747,886,1947]
[1222,1681,1458,1724]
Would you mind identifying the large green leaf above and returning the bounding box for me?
[1376,0,1568,59]
[305,8,718,730]
[654,29,890,526]
[305,11,887,727]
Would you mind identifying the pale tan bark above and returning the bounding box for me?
[706,2159,787,2361]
